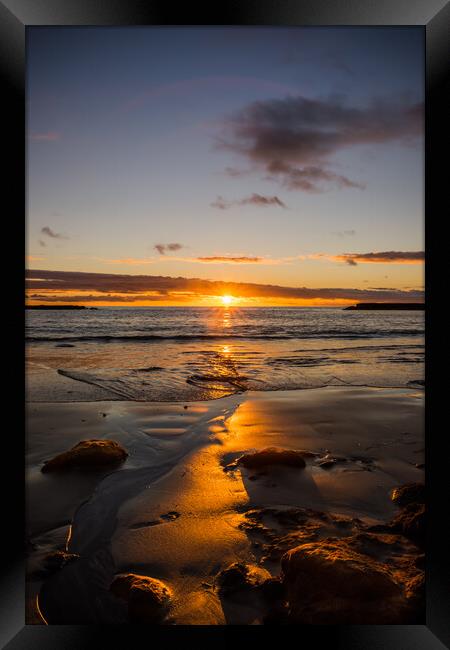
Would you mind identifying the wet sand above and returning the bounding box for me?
[26,386,424,625]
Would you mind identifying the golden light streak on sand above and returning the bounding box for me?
[65,524,73,551]
[35,594,49,625]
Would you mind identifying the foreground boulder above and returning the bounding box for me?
[236,447,308,470]
[110,573,172,623]
[391,482,425,508]
[41,439,128,473]
[281,538,419,624]
[217,562,271,596]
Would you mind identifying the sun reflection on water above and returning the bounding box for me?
[221,309,232,329]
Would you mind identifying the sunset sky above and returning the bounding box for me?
[26,27,424,306]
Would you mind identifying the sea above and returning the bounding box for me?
[26,307,425,402]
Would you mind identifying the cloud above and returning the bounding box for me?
[195,256,264,264]
[41,226,69,240]
[332,230,356,237]
[27,292,168,303]
[102,254,287,266]
[26,255,45,262]
[265,162,365,192]
[211,193,287,209]
[217,94,423,192]
[332,251,425,266]
[25,269,424,304]
[154,243,184,255]
[30,132,61,142]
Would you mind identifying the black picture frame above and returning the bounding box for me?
[3,0,448,647]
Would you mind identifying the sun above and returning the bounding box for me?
[221,295,233,306]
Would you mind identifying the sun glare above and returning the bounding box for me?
[221,295,233,306]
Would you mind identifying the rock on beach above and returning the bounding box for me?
[41,439,128,473]
[110,573,172,623]
[235,447,310,470]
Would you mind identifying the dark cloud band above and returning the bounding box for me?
[211,193,287,209]
[26,269,424,303]
[335,251,425,265]
[41,226,68,240]
[154,243,184,255]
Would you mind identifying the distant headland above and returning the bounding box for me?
[26,305,98,310]
[344,303,424,311]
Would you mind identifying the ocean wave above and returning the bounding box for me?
[26,329,424,343]
[293,343,424,353]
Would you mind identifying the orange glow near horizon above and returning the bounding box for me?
[25,288,423,308]
[25,294,379,308]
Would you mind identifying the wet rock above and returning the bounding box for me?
[388,483,425,545]
[36,551,80,578]
[239,507,357,563]
[281,539,416,624]
[110,573,172,623]
[405,572,425,605]
[389,503,425,545]
[317,459,337,469]
[317,454,348,470]
[217,562,271,596]
[360,529,421,562]
[236,447,308,470]
[41,439,128,473]
[160,511,180,521]
[391,483,425,508]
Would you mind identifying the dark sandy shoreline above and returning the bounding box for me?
[26,386,424,625]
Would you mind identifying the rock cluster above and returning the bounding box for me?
[226,480,426,625]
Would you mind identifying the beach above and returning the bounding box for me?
[26,383,424,625]
[25,306,425,624]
